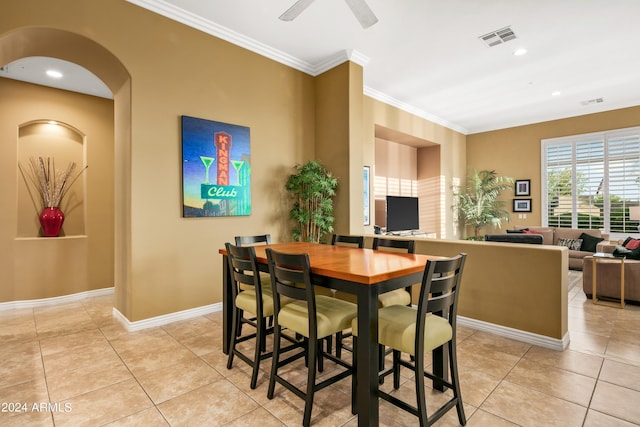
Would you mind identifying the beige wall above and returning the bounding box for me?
[366,97,467,239]
[3,0,611,330]
[1,0,314,320]
[373,138,418,228]
[360,235,568,340]
[467,106,640,232]
[0,78,114,301]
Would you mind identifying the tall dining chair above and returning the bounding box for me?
[225,242,275,389]
[235,234,273,331]
[331,233,365,248]
[329,234,364,357]
[235,234,271,246]
[372,237,415,307]
[353,253,468,426]
[266,248,357,427]
[371,237,416,371]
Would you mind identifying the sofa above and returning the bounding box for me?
[512,226,609,270]
[484,234,543,244]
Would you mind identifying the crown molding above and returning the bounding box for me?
[126,0,315,74]
[127,0,465,133]
[364,86,469,135]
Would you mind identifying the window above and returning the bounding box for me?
[542,127,640,233]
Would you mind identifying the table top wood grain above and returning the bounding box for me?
[220,241,440,285]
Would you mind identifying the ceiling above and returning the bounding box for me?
[2,0,640,135]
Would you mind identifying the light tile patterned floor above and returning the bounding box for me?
[1,270,640,426]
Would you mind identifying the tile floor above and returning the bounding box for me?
[1,271,640,426]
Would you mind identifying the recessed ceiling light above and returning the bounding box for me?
[46,69,63,78]
[552,91,562,97]
[48,120,58,125]
[513,48,527,56]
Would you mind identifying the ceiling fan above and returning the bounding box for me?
[279,0,379,29]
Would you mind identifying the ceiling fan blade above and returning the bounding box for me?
[344,0,378,28]
[279,0,316,21]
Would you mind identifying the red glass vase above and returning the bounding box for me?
[39,207,65,237]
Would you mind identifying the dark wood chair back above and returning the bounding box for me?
[372,237,415,253]
[225,243,263,306]
[331,234,364,248]
[416,253,467,333]
[235,234,272,246]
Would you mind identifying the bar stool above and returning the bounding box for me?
[266,248,357,427]
[225,243,275,389]
[352,253,468,426]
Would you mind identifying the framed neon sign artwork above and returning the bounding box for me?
[181,115,251,217]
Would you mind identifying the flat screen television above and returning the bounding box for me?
[385,195,419,232]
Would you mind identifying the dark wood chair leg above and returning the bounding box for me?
[450,341,466,425]
[250,316,263,389]
[415,346,428,426]
[303,339,318,427]
[351,336,358,415]
[226,308,239,369]
[393,350,401,389]
[267,325,281,400]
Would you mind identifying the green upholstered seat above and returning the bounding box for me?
[352,305,452,355]
[377,288,412,308]
[277,295,356,339]
[235,285,275,317]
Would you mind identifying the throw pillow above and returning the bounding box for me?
[613,245,640,260]
[523,230,542,235]
[613,245,632,257]
[506,229,524,234]
[579,232,604,252]
[625,239,640,250]
[558,238,583,251]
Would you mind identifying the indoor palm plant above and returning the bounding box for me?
[286,160,338,243]
[454,168,514,239]
[19,156,87,237]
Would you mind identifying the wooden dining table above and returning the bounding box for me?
[219,241,442,426]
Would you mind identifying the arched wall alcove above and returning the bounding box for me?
[0,27,131,314]
[18,120,86,237]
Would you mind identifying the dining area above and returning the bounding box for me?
[219,234,467,427]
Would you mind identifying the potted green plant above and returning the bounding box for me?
[286,160,338,243]
[454,168,514,240]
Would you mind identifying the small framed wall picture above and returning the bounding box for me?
[515,179,530,196]
[363,166,370,226]
[513,198,532,212]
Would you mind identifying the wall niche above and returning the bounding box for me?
[17,120,86,238]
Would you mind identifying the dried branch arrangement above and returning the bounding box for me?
[19,156,88,209]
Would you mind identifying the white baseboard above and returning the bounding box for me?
[0,287,114,311]
[1,290,569,350]
[458,316,570,351]
[113,303,223,332]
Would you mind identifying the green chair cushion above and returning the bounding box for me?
[235,285,275,317]
[378,288,411,307]
[277,295,357,339]
[352,304,452,356]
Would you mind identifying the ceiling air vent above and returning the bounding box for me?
[479,26,517,47]
[580,98,604,106]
